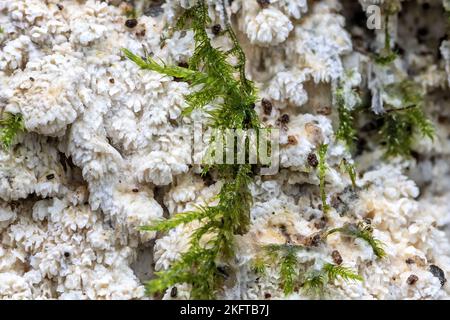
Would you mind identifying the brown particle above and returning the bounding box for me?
[279,114,290,124]
[314,217,327,229]
[261,98,273,115]
[46,173,55,180]
[331,250,343,265]
[287,135,297,145]
[405,258,415,265]
[212,24,222,35]
[411,255,427,267]
[57,4,64,10]
[132,188,139,193]
[317,106,332,115]
[307,153,319,167]
[305,233,322,247]
[406,274,419,285]
[64,252,70,258]
[264,292,271,299]
[125,18,138,29]
[109,78,115,84]
[29,77,35,82]
[136,28,146,37]
[178,61,189,69]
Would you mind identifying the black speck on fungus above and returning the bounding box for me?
[212,24,222,35]
[46,174,55,180]
[125,19,138,29]
[170,286,177,298]
[429,265,447,286]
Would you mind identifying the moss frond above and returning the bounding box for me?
[336,87,358,149]
[302,263,361,297]
[374,14,398,65]
[374,52,398,66]
[302,270,326,296]
[317,144,330,214]
[262,244,304,296]
[280,248,299,295]
[379,81,434,158]
[340,159,357,189]
[251,256,267,275]
[127,0,261,299]
[326,222,386,259]
[0,113,24,150]
[322,263,362,282]
[139,206,210,233]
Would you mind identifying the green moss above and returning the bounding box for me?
[340,159,357,189]
[336,87,358,149]
[317,144,330,214]
[279,248,298,295]
[325,222,386,259]
[0,113,24,150]
[126,0,260,299]
[251,256,267,276]
[374,14,398,65]
[263,244,304,295]
[303,263,362,297]
[379,81,434,158]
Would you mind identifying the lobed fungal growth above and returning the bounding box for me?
[0,0,449,300]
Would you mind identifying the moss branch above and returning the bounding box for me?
[128,0,260,299]
[318,144,330,214]
[325,222,386,259]
[0,113,24,150]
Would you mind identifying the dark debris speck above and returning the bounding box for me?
[257,0,271,8]
[429,265,447,286]
[170,286,178,298]
[125,19,138,29]
[331,250,343,265]
[406,274,419,285]
[261,98,273,115]
[279,114,290,124]
[212,24,222,35]
[307,153,319,167]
